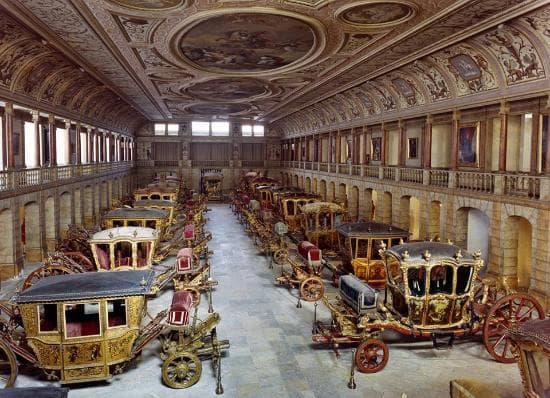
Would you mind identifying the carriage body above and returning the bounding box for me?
[133,199,177,225]
[134,186,178,202]
[14,270,155,384]
[384,241,483,330]
[103,208,169,241]
[278,193,319,232]
[337,222,409,288]
[89,227,157,271]
[300,202,345,252]
[202,172,224,201]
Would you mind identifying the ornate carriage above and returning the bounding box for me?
[103,207,169,241]
[312,241,545,373]
[337,221,409,288]
[278,193,319,232]
[201,172,224,201]
[300,202,346,253]
[134,186,179,202]
[89,227,158,271]
[0,270,228,390]
[133,199,178,226]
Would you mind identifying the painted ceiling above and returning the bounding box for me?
[0,0,548,127]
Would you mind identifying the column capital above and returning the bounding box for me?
[452,109,461,121]
[32,110,40,122]
[499,99,510,115]
[4,102,13,114]
[398,119,405,129]
[48,114,55,124]
[65,120,71,129]
[545,92,550,110]
[426,114,434,124]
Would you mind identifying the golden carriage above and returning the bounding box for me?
[337,221,409,288]
[201,172,224,201]
[134,186,179,203]
[312,241,545,373]
[133,199,178,226]
[103,207,169,241]
[89,227,158,271]
[300,202,346,253]
[278,193,319,232]
[0,270,228,390]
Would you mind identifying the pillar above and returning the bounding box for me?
[75,122,81,165]
[65,120,72,165]
[381,123,387,166]
[4,103,14,169]
[398,119,406,166]
[32,111,41,167]
[451,109,460,170]
[498,100,509,172]
[423,114,433,168]
[48,114,57,166]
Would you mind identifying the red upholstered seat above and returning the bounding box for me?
[183,224,195,240]
[96,247,110,270]
[169,290,194,325]
[298,241,322,268]
[176,248,194,273]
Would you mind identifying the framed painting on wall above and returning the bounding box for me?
[458,123,479,166]
[408,137,418,159]
[371,137,381,161]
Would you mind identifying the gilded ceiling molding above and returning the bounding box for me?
[335,0,417,29]
[107,0,189,12]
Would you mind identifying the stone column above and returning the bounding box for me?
[423,114,433,168]
[498,100,509,172]
[32,111,41,167]
[4,103,14,169]
[48,114,57,167]
[86,128,92,164]
[335,130,341,164]
[381,123,387,166]
[398,119,406,167]
[75,122,81,165]
[450,109,460,170]
[65,120,72,165]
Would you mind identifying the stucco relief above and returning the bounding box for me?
[350,87,381,115]
[408,60,450,101]
[478,25,545,84]
[185,78,271,102]
[339,2,415,27]
[430,45,497,95]
[118,16,156,43]
[136,48,176,69]
[385,73,425,108]
[12,54,61,97]
[0,40,43,87]
[522,9,550,46]
[366,81,397,112]
[108,0,186,11]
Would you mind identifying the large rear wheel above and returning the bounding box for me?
[483,293,545,363]
[162,352,201,389]
[0,340,17,388]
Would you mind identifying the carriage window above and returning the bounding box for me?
[38,304,58,332]
[286,201,295,216]
[107,299,127,328]
[391,237,405,247]
[334,213,343,227]
[356,239,368,258]
[349,238,358,258]
[306,216,315,232]
[150,194,161,200]
[140,195,148,200]
[429,265,454,294]
[114,241,132,267]
[127,220,140,227]
[137,242,151,267]
[113,220,124,228]
[456,266,473,295]
[163,195,170,200]
[370,240,387,260]
[96,244,111,270]
[319,212,331,230]
[407,267,426,296]
[64,303,100,338]
[386,256,403,286]
[145,220,157,229]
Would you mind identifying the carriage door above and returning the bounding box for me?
[425,264,455,326]
[366,239,387,289]
[61,302,108,382]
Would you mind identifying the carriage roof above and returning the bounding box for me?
[15,270,155,303]
[272,186,302,193]
[337,222,409,237]
[203,172,223,180]
[104,207,168,219]
[136,186,177,194]
[90,226,158,242]
[300,201,345,214]
[386,241,477,263]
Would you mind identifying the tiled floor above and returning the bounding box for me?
[9,204,523,397]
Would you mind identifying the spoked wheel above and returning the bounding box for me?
[273,249,286,265]
[472,276,507,318]
[299,277,324,302]
[22,265,75,290]
[0,340,17,387]
[62,251,95,272]
[483,293,545,363]
[162,352,202,389]
[355,339,389,373]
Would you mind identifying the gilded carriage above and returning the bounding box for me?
[300,202,346,253]
[134,186,179,202]
[249,176,279,197]
[278,193,319,232]
[89,227,157,271]
[0,270,228,390]
[103,207,169,241]
[201,172,224,201]
[337,221,409,288]
[133,199,178,226]
[312,241,545,373]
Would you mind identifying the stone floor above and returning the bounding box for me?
[8,204,523,397]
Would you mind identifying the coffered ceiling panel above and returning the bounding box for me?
[3,0,547,126]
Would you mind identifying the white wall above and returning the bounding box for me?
[24,121,37,168]
[431,123,451,168]
[387,128,399,166]
[467,208,489,264]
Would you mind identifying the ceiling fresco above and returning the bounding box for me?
[0,0,547,130]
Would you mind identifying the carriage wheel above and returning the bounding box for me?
[483,293,545,363]
[162,352,202,389]
[355,339,389,373]
[472,276,507,318]
[22,265,75,290]
[299,277,324,302]
[273,249,286,265]
[0,340,17,388]
[62,251,95,272]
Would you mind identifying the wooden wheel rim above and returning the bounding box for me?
[22,264,75,290]
[273,249,286,264]
[355,339,389,373]
[299,277,324,302]
[162,352,202,389]
[483,292,545,363]
[0,340,17,388]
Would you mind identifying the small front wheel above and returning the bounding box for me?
[355,339,389,373]
[299,277,324,302]
[162,352,202,389]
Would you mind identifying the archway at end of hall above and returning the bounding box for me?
[503,216,533,290]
